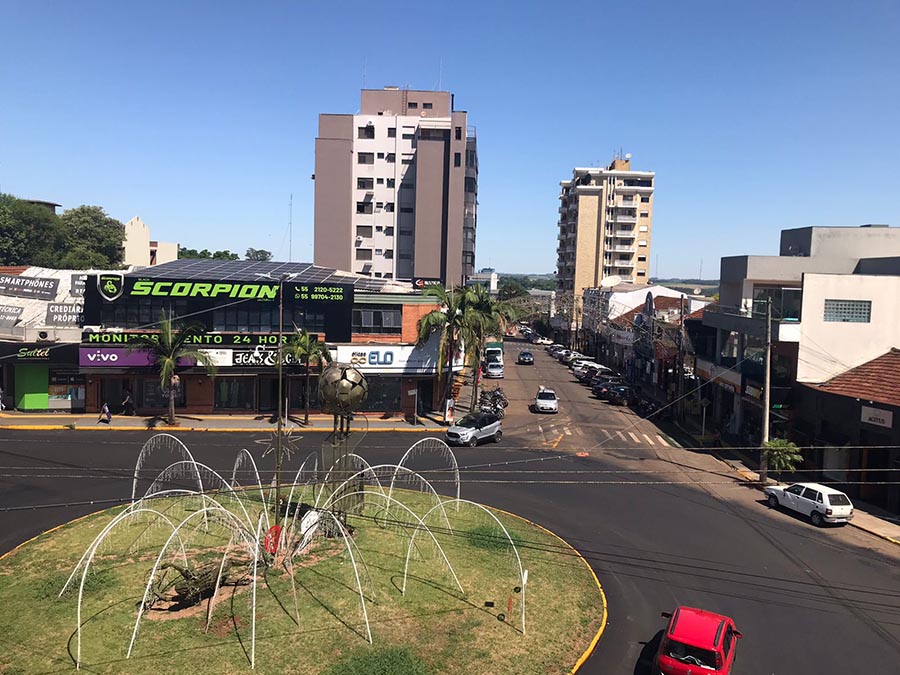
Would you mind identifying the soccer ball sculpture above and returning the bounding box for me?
[319,363,368,414]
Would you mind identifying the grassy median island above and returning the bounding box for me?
[0,492,604,674]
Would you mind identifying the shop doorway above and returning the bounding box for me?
[417,380,434,413]
[258,377,278,412]
[101,378,130,414]
[859,428,891,507]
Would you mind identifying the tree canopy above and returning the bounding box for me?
[0,194,124,268]
[178,247,240,260]
[245,248,273,261]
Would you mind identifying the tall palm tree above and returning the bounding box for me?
[464,284,519,409]
[281,327,332,424]
[416,284,473,411]
[127,310,217,425]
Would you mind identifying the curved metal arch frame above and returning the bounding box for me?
[131,434,202,503]
[393,437,460,505]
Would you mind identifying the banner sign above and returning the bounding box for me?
[79,347,194,368]
[861,406,893,429]
[45,303,84,327]
[334,335,455,374]
[70,274,88,297]
[14,346,51,360]
[0,304,24,329]
[82,331,317,347]
[412,277,442,290]
[0,274,60,300]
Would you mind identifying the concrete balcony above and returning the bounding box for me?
[701,305,798,341]
[607,245,635,253]
[610,213,637,223]
[617,183,654,194]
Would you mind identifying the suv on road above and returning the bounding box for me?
[532,386,559,414]
[445,412,502,447]
[764,482,854,526]
[656,606,742,675]
[517,350,534,365]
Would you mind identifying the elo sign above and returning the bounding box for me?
[349,350,394,367]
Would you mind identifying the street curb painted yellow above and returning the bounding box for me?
[0,425,440,433]
[488,504,608,673]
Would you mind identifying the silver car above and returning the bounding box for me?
[532,387,559,414]
[446,412,503,446]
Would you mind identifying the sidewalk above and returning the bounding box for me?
[0,409,449,433]
[665,419,900,548]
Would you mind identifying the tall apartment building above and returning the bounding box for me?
[314,87,477,286]
[556,155,655,296]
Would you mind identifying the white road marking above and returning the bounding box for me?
[643,433,655,445]
[565,428,572,436]
[603,429,613,439]
[657,435,669,447]
[617,431,627,441]
[628,431,640,443]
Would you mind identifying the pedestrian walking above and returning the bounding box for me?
[97,401,112,424]
[0,385,5,411]
[121,389,135,416]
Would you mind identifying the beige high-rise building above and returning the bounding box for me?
[314,87,477,286]
[556,156,654,297]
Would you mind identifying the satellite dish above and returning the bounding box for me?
[693,288,702,295]
[600,275,622,288]
[625,153,632,160]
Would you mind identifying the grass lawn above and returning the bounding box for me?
[0,490,605,674]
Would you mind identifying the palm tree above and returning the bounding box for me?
[464,284,519,409]
[416,284,473,412]
[127,310,217,425]
[281,327,332,424]
[762,438,803,479]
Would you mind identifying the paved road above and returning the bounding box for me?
[2,342,900,673]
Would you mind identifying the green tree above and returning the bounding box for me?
[58,205,125,268]
[416,284,473,411]
[498,280,528,302]
[762,438,803,477]
[281,328,332,425]
[0,194,29,265]
[246,248,273,261]
[127,310,217,424]
[7,197,65,266]
[464,284,519,408]
[179,247,240,260]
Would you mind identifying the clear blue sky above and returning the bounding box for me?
[2,1,898,278]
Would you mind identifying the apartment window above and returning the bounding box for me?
[352,305,402,334]
[386,153,396,163]
[375,202,384,210]
[384,226,394,236]
[384,249,394,259]
[640,211,649,218]
[400,206,414,213]
[399,183,414,190]
[638,240,648,247]
[375,225,383,232]
[637,270,646,277]
[384,273,393,279]
[357,177,374,189]
[419,128,448,141]
[377,152,385,159]
[375,248,383,255]
[356,225,373,238]
[455,126,462,140]
[356,202,373,214]
[374,272,382,278]
[402,133,415,140]
[401,156,414,165]
[454,152,461,167]
[384,202,395,212]
[355,249,373,261]
[376,178,384,185]
[357,152,374,165]
[387,127,396,138]
[639,225,649,232]
[823,299,871,323]
[623,195,634,202]
[638,255,647,262]
[423,102,433,109]
[408,102,418,109]
[357,126,375,139]
[399,227,413,236]
[386,178,395,188]
[641,196,650,203]
[466,149,476,167]
[465,177,477,193]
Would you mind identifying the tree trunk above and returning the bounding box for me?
[168,375,176,425]
[304,356,311,425]
[470,354,481,411]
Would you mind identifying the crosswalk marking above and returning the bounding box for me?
[657,435,669,447]
[617,431,626,441]
[603,429,613,439]
[565,428,572,436]
[643,433,655,445]
[628,431,640,443]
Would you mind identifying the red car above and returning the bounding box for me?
[656,606,742,674]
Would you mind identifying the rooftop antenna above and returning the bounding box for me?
[363,57,367,89]
[655,254,659,279]
[699,258,703,281]
[437,57,443,90]
[289,193,293,262]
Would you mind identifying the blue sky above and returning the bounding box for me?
[2,1,898,278]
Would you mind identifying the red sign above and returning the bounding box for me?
[264,525,282,554]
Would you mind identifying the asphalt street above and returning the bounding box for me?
[2,342,900,673]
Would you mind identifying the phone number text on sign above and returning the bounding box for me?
[292,285,346,302]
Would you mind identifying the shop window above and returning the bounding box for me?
[215,377,256,410]
[823,299,871,323]
[352,304,402,334]
[138,377,185,409]
[355,376,401,412]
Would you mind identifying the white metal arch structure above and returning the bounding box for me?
[392,437,460,505]
[131,434,202,502]
[416,498,528,635]
[68,507,186,669]
[127,505,260,662]
[329,490,463,596]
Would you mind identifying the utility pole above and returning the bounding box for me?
[275,274,285,511]
[760,296,772,483]
[677,294,686,421]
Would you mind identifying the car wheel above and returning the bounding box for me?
[811,511,824,527]
[468,436,478,448]
[494,430,502,443]
[767,494,779,509]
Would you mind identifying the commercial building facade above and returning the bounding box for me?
[314,87,477,286]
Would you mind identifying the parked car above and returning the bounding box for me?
[560,351,584,365]
[532,386,559,414]
[591,377,624,397]
[534,336,553,345]
[570,359,598,372]
[548,345,566,356]
[656,606,742,675]
[606,385,636,406]
[445,412,502,447]
[517,350,534,365]
[484,361,505,379]
[764,482,854,526]
[590,372,622,388]
[577,365,602,383]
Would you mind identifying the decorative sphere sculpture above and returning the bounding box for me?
[319,363,368,414]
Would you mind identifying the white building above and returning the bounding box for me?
[122,217,178,268]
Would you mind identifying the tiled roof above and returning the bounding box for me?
[611,296,685,328]
[685,303,714,322]
[0,266,29,275]
[808,348,900,408]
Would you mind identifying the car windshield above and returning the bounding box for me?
[665,640,717,668]
[828,494,851,506]
[456,416,479,428]
[521,352,532,357]
[537,391,556,400]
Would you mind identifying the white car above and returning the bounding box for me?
[764,482,854,526]
[534,337,553,345]
[484,361,505,379]
[570,359,599,372]
[532,386,559,413]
